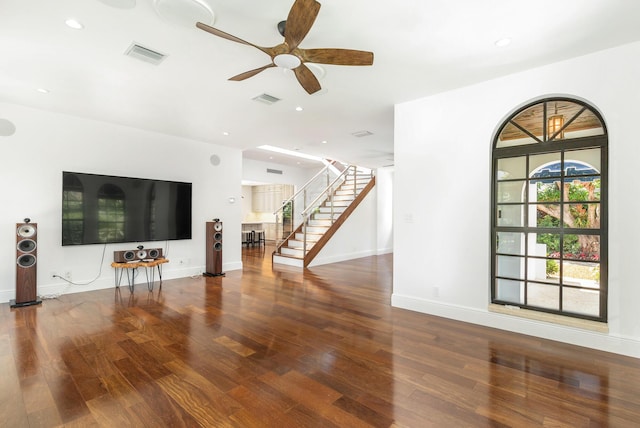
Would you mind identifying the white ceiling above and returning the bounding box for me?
[2,0,640,169]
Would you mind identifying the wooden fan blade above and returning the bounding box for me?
[284,0,321,50]
[300,48,374,66]
[229,64,276,81]
[293,63,322,94]
[196,22,272,56]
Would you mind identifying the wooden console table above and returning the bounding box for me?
[111,258,168,292]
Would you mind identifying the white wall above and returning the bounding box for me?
[308,187,378,267]
[0,102,243,301]
[304,165,393,267]
[242,157,317,186]
[394,41,640,357]
[376,166,394,255]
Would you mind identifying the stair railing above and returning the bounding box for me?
[273,162,343,248]
[298,165,373,256]
[273,164,373,258]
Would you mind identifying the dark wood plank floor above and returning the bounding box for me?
[2,244,639,427]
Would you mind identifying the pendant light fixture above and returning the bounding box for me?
[547,102,565,140]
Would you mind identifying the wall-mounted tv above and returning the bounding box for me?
[62,171,192,246]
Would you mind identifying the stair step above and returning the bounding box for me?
[304,225,329,234]
[331,195,355,202]
[281,247,308,258]
[318,206,345,214]
[334,189,358,196]
[312,213,339,221]
[325,200,351,207]
[308,219,332,227]
[295,232,322,241]
[343,181,368,186]
[287,239,316,249]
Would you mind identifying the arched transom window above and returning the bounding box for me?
[491,97,607,322]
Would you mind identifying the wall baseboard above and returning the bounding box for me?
[391,293,640,358]
[1,263,243,303]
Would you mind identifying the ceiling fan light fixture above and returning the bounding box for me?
[65,19,84,30]
[274,54,301,70]
[494,37,511,47]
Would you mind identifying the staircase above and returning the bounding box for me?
[273,166,375,268]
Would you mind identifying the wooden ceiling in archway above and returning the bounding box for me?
[499,100,603,142]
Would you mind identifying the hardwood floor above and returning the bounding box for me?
[2,244,639,427]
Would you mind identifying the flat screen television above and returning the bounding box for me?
[62,171,192,246]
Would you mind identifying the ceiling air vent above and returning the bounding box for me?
[125,43,167,65]
[252,93,281,105]
[267,168,283,175]
[352,130,373,138]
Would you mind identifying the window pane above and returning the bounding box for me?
[527,283,559,310]
[530,232,560,258]
[497,157,527,180]
[496,278,523,304]
[535,181,560,202]
[497,122,539,148]
[565,178,600,202]
[497,204,524,227]
[533,203,561,228]
[564,203,600,229]
[563,288,600,317]
[512,104,543,138]
[563,235,600,261]
[497,232,524,255]
[546,100,604,140]
[562,261,600,290]
[530,153,561,177]
[497,255,524,279]
[565,149,601,175]
[497,181,525,203]
[563,107,605,139]
[527,257,559,284]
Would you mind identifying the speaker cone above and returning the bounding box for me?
[214,242,222,251]
[17,254,37,268]
[17,239,37,253]
[17,225,36,238]
[124,250,136,261]
[137,250,147,259]
[148,249,160,258]
[214,232,222,241]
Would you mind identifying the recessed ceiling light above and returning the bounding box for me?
[321,140,327,144]
[295,106,303,112]
[222,131,229,136]
[65,19,84,30]
[495,37,511,47]
[37,88,49,94]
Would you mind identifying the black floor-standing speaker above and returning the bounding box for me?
[11,219,42,308]
[204,219,225,277]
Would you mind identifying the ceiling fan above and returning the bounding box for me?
[196,0,374,94]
